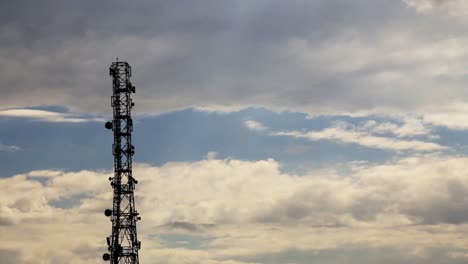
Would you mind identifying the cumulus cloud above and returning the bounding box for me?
[2,155,468,263]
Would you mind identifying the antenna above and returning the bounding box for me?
[103,60,141,263]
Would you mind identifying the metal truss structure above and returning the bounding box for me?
[103,60,141,264]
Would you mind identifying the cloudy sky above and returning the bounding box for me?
[3,0,468,263]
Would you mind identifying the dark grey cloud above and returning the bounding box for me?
[0,249,23,263]
[401,177,468,224]
[0,218,14,226]
[161,221,215,232]
[0,0,395,41]
[258,183,468,226]
[5,0,467,115]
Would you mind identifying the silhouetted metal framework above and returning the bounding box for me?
[103,60,141,264]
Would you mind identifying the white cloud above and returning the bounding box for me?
[21,170,63,178]
[403,0,468,15]
[0,143,20,152]
[244,120,268,131]
[271,121,444,152]
[419,103,468,130]
[364,117,432,138]
[206,152,219,160]
[0,108,105,123]
[3,156,468,263]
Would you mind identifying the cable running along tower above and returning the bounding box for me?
[103,60,141,263]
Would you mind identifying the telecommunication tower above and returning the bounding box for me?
[103,60,141,263]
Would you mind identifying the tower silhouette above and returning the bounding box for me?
[103,60,141,263]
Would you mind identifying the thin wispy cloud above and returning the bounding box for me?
[363,117,432,138]
[271,121,445,152]
[244,120,268,132]
[0,143,20,152]
[0,109,104,123]
[403,0,468,14]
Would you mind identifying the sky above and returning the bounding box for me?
[3,0,468,263]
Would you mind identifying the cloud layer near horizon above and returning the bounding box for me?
[2,156,468,263]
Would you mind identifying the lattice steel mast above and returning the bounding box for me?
[103,60,141,263]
